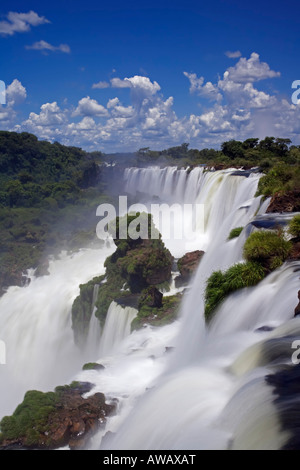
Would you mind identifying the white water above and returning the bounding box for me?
[99,302,138,356]
[0,243,115,417]
[0,166,299,451]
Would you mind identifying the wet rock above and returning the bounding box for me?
[177,250,204,282]
[0,382,116,450]
[266,190,300,213]
[139,286,163,308]
[255,325,275,333]
[290,241,300,261]
[295,291,300,318]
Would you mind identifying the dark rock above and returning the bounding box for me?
[266,190,300,213]
[139,286,163,308]
[295,291,300,317]
[115,294,140,309]
[177,250,204,281]
[290,242,300,261]
[145,264,172,285]
[255,325,275,333]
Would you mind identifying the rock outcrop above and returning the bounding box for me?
[266,190,300,213]
[176,250,204,285]
[0,382,116,450]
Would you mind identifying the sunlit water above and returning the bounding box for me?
[0,166,299,450]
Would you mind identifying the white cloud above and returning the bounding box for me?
[26,40,71,54]
[0,11,50,36]
[226,52,280,83]
[225,50,242,59]
[107,97,120,108]
[5,56,300,152]
[73,96,108,117]
[92,81,110,89]
[24,102,66,127]
[125,76,161,95]
[110,78,131,88]
[6,79,27,106]
[184,72,222,101]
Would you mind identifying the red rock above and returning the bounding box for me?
[266,190,300,213]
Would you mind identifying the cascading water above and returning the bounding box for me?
[0,165,299,451]
[0,243,115,418]
[96,166,299,450]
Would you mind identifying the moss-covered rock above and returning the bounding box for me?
[228,227,244,240]
[204,261,266,321]
[82,362,105,371]
[72,213,173,346]
[0,382,115,450]
[289,214,300,239]
[131,293,182,330]
[71,275,105,347]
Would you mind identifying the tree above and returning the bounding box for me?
[242,138,259,149]
[221,140,244,159]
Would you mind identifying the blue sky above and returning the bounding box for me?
[0,0,300,153]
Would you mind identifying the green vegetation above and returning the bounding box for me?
[289,214,300,238]
[228,227,244,240]
[205,229,292,321]
[82,362,104,371]
[256,163,300,197]
[243,230,292,272]
[133,137,300,172]
[0,390,59,446]
[71,213,173,345]
[0,381,110,449]
[205,262,265,320]
[131,293,182,331]
[0,131,111,292]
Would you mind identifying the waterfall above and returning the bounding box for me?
[0,243,115,418]
[99,301,138,356]
[94,166,300,450]
[1,164,299,451]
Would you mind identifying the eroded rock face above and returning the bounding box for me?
[177,250,204,281]
[266,190,300,213]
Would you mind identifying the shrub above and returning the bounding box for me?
[228,227,244,240]
[289,214,300,238]
[205,261,265,321]
[243,230,292,272]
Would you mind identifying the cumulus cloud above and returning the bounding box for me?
[184,72,222,102]
[0,11,50,36]
[225,50,242,59]
[110,78,131,88]
[26,40,71,54]
[24,102,66,127]
[6,79,27,106]
[73,96,108,117]
[5,56,300,152]
[92,81,110,89]
[225,52,280,83]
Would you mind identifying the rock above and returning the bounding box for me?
[255,325,274,333]
[0,382,116,450]
[290,241,300,261]
[177,250,204,281]
[266,190,300,213]
[139,286,163,308]
[295,291,300,317]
